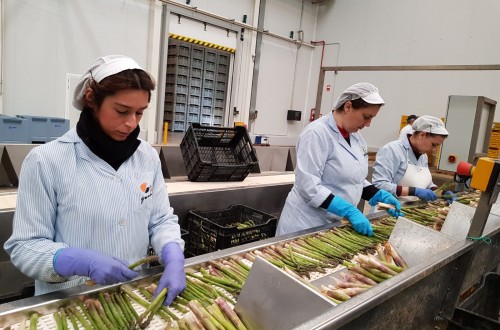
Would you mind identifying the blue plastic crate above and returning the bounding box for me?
[47,117,69,141]
[0,115,30,143]
[15,115,47,142]
[15,115,69,143]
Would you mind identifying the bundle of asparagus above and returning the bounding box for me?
[402,189,481,231]
[321,242,408,304]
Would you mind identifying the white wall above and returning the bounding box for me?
[2,0,318,146]
[251,0,318,145]
[315,0,500,150]
[4,0,499,149]
[2,0,156,135]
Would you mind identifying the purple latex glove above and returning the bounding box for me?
[54,247,138,285]
[154,242,186,306]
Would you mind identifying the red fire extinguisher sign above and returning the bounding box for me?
[326,84,331,91]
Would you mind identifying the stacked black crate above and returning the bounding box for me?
[188,44,204,127]
[213,51,230,126]
[165,40,190,132]
[201,49,217,125]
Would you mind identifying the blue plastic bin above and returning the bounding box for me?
[15,115,48,143]
[15,115,69,143]
[0,115,30,143]
[47,117,69,142]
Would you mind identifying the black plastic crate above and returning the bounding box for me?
[180,123,258,182]
[449,272,500,329]
[147,229,190,263]
[186,205,277,257]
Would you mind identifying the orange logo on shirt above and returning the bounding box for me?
[140,182,153,204]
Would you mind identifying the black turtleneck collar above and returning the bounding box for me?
[76,107,141,170]
[407,135,422,160]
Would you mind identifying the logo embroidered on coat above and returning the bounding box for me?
[140,182,153,204]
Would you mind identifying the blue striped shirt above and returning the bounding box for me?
[4,129,184,295]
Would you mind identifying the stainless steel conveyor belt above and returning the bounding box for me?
[1,203,499,329]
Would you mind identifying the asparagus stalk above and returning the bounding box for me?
[121,292,140,320]
[214,297,248,330]
[187,300,224,330]
[343,261,385,283]
[98,292,120,328]
[122,286,174,322]
[77,301,99,329]
[84,299,108,330]
[177,318,189,330]
[128,255,159,270]
[93,300,117,330]
[351,272,378,286]
[208,261,246,284]
[112,292,134,325]
[183,311,204,330]
[199,268,243,290]
[386,242,409,269]
[67,306,93,330]
[206,303,238,330]
[137,287,167,326]
[29,313,39,330]
[53,311,63,330]
[103,292,128,329]
[59,308,68,330]
[355,255,398,276]
[64,308,80,330]
[321,285,351,301]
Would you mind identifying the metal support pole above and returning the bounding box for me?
[314,68,326,120]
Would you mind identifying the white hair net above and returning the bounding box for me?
[72,55,143,110]
[412,115,449,135]
[333,82,385,110]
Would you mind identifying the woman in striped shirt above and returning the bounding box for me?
[4,55,186,306]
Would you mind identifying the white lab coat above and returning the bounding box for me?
[276,112,371,236]
[372,134,436,195]
[399,124,413,140]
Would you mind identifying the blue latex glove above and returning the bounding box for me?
[154,242,187,306]
[414,188,437,202]
[54,247,138,285]
[327,196,373,236]
[368,190,404,218]
[443,190,458,204]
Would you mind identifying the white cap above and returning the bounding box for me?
[72,55,143,110]
[333,82,385,110]
[412,115,449,135]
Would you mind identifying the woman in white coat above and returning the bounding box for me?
[372,115,450,202]
[276,83,403,237]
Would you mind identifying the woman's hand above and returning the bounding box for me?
[154,242,187,306]
[369,190,404,218]
[53,248,138,285]
[414,188,437,202]
[327,196,373,236]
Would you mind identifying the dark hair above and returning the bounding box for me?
[88,69,156,109]
[336,97,375,111]
[407,115,418,123]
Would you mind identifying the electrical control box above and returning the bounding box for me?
[438,96,496,172]
[287,110,301,121]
